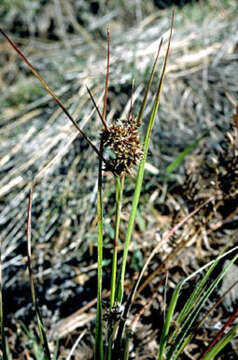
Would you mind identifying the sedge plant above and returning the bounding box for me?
[0,11,174,358]
[1,10,238,360]
[90,11,174,359]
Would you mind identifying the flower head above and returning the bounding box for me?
[101,115,143,176]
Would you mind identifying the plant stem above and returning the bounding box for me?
[27,189,51,360]
[95,140,104,360]
[123,332,130,360]
[0,28,106,164]
[107,321,119,360]
[106,175,125,360]
[116,11,174,304]
[110,174,125,309]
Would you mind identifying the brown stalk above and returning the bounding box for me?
[194,279,238,338]
[0,28,105,163]
[128,79,135,122]
[103,27,110,123]
[200,308,238,359]
[26,189,51,359]
[86,86,109,131]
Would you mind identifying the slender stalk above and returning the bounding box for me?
[0,28,105,163]
[87,86,109,132]
[116,10,174,305]
[103,27,110,123]
[174,280,238,357]
[136,39,163,127]
[95,26,110,360]
[94,140,104,360]
[107,321,119,360]
[201,324,238,360]
[106,175,125,360]
[123,332,130,360]
[128,80,135,122]
[26,189,51,360]
[110,174,125,309]
[201,309,238,360]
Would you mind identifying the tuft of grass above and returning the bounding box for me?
[158,248,238,360]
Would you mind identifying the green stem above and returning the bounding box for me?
[116,11,174,305]
[94,140,104,360]
[116,162,144,304]
[106,175,124,360]
[123,332,130,360]
[110,175,125,309]
[107,322,119,360]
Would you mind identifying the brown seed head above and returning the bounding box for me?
[101,115,143,176]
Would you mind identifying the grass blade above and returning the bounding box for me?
[175,244,221,327]
[156,248,238,360]
[173,279,238,358]
[168,257,223,359]
[166,132,208,174]
[116,10,174,304]
[167,253,238,359]
[158,281,183,360]
[136,38,163,126]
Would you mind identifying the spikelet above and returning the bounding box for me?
[101,114,143,176]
